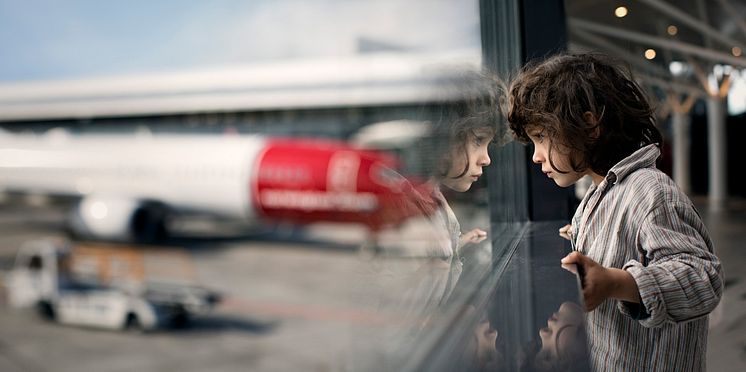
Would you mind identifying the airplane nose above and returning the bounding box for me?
[254,140,438,230]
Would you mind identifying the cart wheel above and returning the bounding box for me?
[171,306,190,329]
[125,313,143,332]
[36,301,55,321]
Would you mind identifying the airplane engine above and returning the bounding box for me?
[68,196,168,243]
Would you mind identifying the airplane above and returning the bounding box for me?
[0,52,482,244]
[0,129,439,243]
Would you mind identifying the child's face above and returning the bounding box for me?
[526,126,586,188]
[441,127,493,192]
[536,302,584,367]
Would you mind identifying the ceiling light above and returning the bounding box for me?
[667,25,678,36]
[614,6,628,18]
[644,49,656,60]
[669,61,686,76]
[733,47,742,57]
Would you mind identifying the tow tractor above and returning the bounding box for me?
[5,238,220,331]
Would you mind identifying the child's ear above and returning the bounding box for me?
[583,111,601,139]
[582,111,597,126]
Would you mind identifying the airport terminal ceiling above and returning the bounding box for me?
[565,0,746,112]
[566,0,745,59]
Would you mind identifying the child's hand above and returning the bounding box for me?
[459,228,488,248]
[558,223,573,241]
[561,251,642,312]
[561,251,615,312]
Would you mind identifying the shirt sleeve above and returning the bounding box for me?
[617,201,723,328]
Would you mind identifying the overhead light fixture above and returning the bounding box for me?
[667,25,678,36]
[614,6,628,18]
[644,49,657,60]
[669,61,686,76]
[733,47,742,57]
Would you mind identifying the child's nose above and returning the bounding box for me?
[532,147,544,164]
[478,151,491,166]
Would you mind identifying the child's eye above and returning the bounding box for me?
[529,132,545,143]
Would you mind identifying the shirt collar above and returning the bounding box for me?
[605,144,660,185]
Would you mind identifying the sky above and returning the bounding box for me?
[0,0,481,83]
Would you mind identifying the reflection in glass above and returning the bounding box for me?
[524,301,587,372]
[0,1,545,372]
[347,70,505,370]
[461,301,587,372]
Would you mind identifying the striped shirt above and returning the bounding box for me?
[571,144,723,372]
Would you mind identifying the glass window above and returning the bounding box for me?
[0,1,589,371]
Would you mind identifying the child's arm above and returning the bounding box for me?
[561,252,641,311]
[618,201,723,327]
[565,201,723,326]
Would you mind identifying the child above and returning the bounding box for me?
[506,53,723,372]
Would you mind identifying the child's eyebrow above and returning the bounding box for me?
[526,128,543,136]
[472,128,496,139]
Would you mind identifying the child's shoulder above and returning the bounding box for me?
[620,167,691,207]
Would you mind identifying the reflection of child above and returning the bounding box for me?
[427,119,494,271]
[507,53,722,371]
[358,75,502,371]
[417,79,504,306]
[524,302,587,372]
[464,302,586,372]
[373,75,502,308]
[388,109,497,317]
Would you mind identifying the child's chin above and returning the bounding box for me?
[460,182,474,192]
[445,183,471,192]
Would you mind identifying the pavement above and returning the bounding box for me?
[0,196,743,371]
[699,196,746,372]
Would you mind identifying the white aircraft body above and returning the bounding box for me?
[0,130,425,242]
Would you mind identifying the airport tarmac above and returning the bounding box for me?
[699,196,746,372]
[0,202,383,372]
[1,197,745,372]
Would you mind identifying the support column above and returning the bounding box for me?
[707,96,727,209]
[672,111,691,194]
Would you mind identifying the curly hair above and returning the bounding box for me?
[425,69,508,179]
[506,52,662,175]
